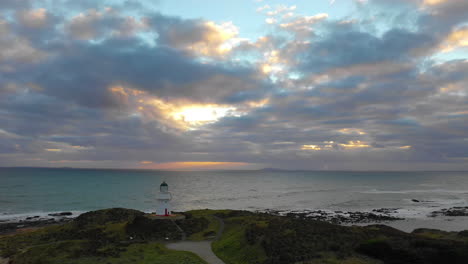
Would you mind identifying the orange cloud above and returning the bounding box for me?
[301,145,322,150]
[141,161,252,170]
[187,21,241,57]
[440,27,468,52]
[338,128,367,135]
[340,141,370,149]
[399,146,412,149]
[45,148,62,152]
[423,0,446,6]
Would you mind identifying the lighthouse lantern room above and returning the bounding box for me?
[156,181,172,216]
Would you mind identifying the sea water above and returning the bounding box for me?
[1,168,468,223]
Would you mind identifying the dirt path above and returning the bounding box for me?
[166,216,225,264]
[167,241,224,264]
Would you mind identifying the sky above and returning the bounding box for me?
[0,0,467,171]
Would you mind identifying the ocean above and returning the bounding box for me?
[2,168,468,230]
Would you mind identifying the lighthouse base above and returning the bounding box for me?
[156,200,172,216]
[146,213,185,220]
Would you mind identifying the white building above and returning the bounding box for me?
[156,181,172,216]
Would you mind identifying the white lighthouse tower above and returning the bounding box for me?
[156,181,172,216]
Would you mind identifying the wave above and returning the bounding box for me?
[360,189,468,194]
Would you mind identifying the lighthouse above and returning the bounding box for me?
[156,181,172,216]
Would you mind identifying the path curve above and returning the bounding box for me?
[167,241,224,264]
[166,216,225,264]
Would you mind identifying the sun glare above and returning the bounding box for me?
[171,105,235,125]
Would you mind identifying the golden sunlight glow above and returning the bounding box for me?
[301,145,322,150]
[340,141,370,149]
[338,128,367,135]
[109,86,267,130]
[140,161,153,164]
[423,0,446,6]
[440,27,468,52]
[141,161,250,170]
[260,50,284,75]
[262,64,273,74]
[45,148,62,152]
[171,105,234,124]
[302,141,338,151]
[246,98,270,108]
[399,146,412,149]
[188,21,240,56]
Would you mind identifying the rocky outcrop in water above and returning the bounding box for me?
[430,206,468,217]
[264,208,403,224]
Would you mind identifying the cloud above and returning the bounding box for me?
[0,0,467,170]
[0,18,46,66]
[147,14,242,57]
[296,25,436,74]
[439,27,468,52]
[65,8,148,40]
[16,8,49,28]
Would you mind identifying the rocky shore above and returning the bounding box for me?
[0,212,73,235]
[2,206,468,236]
[264,208,404,224]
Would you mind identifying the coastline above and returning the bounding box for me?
[2,207,468,264]
[2,206,468,236]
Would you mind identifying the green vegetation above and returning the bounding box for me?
[3,208,468,264]
[9,241,207,264]
[212,211,468,264]
[0,208,208,264]
[179,209,227,241]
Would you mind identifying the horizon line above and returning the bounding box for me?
[1,166,467,173]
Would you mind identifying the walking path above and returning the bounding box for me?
[166,216,225,264]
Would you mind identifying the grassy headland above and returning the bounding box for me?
[2,208,468,264]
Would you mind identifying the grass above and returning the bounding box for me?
[10,241,207,264]
[212,216,267,264]
[0,208,209,264]
[184,209,224,241]
[3,208,468,264]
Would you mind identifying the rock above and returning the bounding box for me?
[272,209,403,224]
[430,207,468,217]
[48,212,73,217]
[411,199,420,203]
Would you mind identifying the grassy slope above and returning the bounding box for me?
[182,209,225,241]
[3,209,468,264]
[10,242,207,264]
[211,211,468,264]
[0,208,208,264]
[212,215,267,264]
